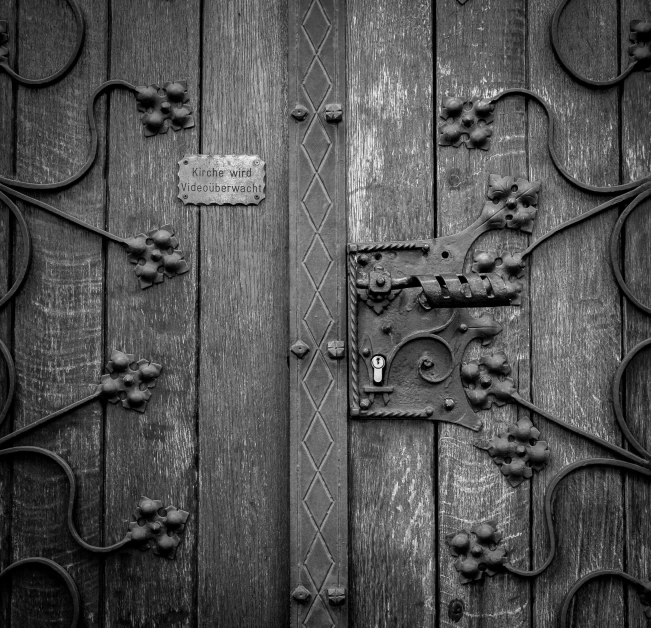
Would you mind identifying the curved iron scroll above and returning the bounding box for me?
[559,570,651,625]
[551,0,650,88]
[0,0,85,87]
[0,557,81,628]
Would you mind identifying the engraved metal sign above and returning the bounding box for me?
[177,154,266,206]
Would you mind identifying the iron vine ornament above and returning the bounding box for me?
[348,1,651,624]
[0,0,193,625]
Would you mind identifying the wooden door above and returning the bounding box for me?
[0,1,650,627]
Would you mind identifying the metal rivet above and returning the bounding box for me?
[425,406,434,416]
[324,104,343,123]
[421,243,430,253]
[360,399,370,410]
[448,598,464,622]
[362,348,371,357]
[291,105,309,121]
[327,587,346,606]
[448,173,461,188]
[381,322,392,334]
[327,340,345,360]
[292,585,311,603]
[444,398,455,411]
[290,340,310,359]
[459,323,468,332]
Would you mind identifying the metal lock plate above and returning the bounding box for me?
[348,226,524,431]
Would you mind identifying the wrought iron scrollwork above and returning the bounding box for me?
[0,346,190,616]
[0,558,81,628]
[0,0,196,613]
[551,0,650,87]
[0,0,85,87]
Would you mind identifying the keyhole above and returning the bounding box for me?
[371,355,386,384]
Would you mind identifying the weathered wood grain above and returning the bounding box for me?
[0,1,16,625]
[105,1,199,626]
[528,1,624,626]
[436,1,531,627]
[621,0,651,625]
[9,0,107,625]
[348,2,435,626]
[198,2,289,626]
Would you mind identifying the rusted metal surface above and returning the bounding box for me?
[288,0,348,626]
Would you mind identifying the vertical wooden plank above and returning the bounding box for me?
[9,0,107,625]
[621,0,651,625]
[436,1,531,626]
[348,2,435,626]
[198,2,289,626]
[0,0,16,625]
[105,1,199,626]
[289,0,348,626]
[529,1,623,626]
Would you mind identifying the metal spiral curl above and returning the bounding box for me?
[414,272,521,308]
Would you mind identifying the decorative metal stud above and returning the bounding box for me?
[461,351,517,412]
[135,81,195,137]
[290,340,310,359]
[475,417,551,487]
[327,587,346,606]
[124,224,190,289]
[438,96,495,150]
[448,599,464,622]
[291,105,309,121]
[96,350,162,412]
[480,175,541,233]
[291,585,311,603]
[446,521,508,584]
[629,20,651,71]
[325,103,343,123]
[327,340,345,359]
[127,496,189,559]
[0,21,8,64]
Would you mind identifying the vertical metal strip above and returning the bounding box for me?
[289,0,348,626]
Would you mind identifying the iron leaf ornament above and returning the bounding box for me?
[135,81,195,136]
[630,20,651,70]
[96,350,162,412]
[127,497,190,559]
[475,417,551,487]
[460,350,517,412]
[445,521,509,584]
[438,96,495,150]
[124,224,190,289]
[482,174,540,233]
